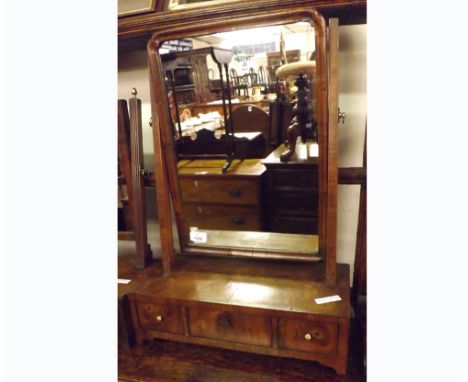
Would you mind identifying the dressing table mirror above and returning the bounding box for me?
[126,4,348,374]
[158,22,321,261]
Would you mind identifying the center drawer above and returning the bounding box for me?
[188,307,272,347]
[278,317,338,355]
[179,177,259,206]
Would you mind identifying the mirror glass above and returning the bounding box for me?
[159,22,320,258]
[118,0,154,15]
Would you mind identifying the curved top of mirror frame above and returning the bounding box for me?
[147,5,332,264]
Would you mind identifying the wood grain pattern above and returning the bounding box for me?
[119,255,351,374]
[278,317,338,355]
[325,18,339,285]
[188,307,272,347]
[136,302,185,335]
[127,256,350,321]
[149,47,177,274]
[119,0,367,40]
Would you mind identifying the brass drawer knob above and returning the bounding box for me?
[155,315,163,322]
[304,333,312,341]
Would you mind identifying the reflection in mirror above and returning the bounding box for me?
[118,0,155,15]
[158,22,320,258]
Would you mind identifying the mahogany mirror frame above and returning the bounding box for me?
[147,6,338,284]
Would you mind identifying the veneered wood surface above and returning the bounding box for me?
[325,18,339,285]
[136,302,185,335]
[188,307,272,347]
[278,317,338,355]
[119,255,352,375]
[119,0,366,40]
[127,255,349,319]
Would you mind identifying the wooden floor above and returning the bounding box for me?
[118,333,365,382]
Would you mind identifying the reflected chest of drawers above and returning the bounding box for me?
[177,159,266,231]
[262,142,319,234]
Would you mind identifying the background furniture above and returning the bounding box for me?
[162,48,222,107]
[227,104,272,156]
[266,49,301,82]
[177,159,266,231]
[117,90,152,269]
[262,141,318,234]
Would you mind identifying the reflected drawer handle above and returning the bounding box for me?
[304,333,312,341]
[217,313,233,329]
[229,188,242,197]
[231,216,245,225]
[155,315,163,322]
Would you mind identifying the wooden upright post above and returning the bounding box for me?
[326,18,339,285]
[129,89,153,269]
[148,40,176,275]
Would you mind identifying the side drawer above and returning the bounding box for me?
[188,307,272,347]
[184,204,261,231]
[179,177,260,206]
[135,302,185,335]
[278,317,337,355]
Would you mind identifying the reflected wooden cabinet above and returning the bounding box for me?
[263,142,319,234]
[178,159,265,231]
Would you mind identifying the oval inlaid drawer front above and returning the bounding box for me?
[179,178,259,206]
[278,318,338,355]
[184,204,261,231]
[188,307,272,347]
[135,303,184,335]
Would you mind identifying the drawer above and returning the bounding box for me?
[135,302,185,335]
[272,190,318,215]
[271,216,318,234]
[179,177,259,206]
[270,169,318,190]
[184,204,261,231]
[278,318,337,355]
[188,307,271,347]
